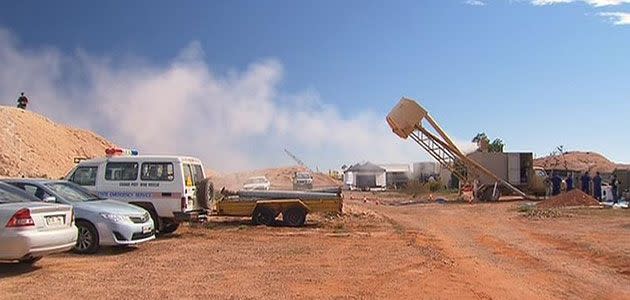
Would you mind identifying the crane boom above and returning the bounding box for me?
[386,97,530,200]
[284,149,312,172]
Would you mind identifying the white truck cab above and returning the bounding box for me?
[65,148,210,233]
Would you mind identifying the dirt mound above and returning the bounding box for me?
[211,166,341,190]
[0,106,115,179]
[534,151,629,173]
[537,189,600,209]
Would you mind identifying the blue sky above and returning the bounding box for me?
[0,1,629,171]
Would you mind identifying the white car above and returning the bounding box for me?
[4,179,155,254]
[243,176,271,190]
[0,182,77,264]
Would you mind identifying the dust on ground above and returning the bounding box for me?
[1,193,628,299]
[537,189,600,209]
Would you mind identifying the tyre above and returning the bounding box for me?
[146,208,162,234]
[160,219,180,234]
[195,178,213,210]
[479,186,501,202]
[283,207,307,227]
[75,220,100,254]
[251,206,276,226]
[18,256,42,265]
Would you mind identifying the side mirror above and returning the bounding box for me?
[43,196,57,203]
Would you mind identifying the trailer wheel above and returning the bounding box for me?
[252,207,276,226]
[195,178,213,210]
[283,207,307,227]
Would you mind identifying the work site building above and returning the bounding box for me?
[343,162,386,190]
[379,163,411,189]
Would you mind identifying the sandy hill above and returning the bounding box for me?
[210,166,341,190]
[534,151,629,174]
[0,106,115,179]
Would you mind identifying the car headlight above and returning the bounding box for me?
[100,213,132,224]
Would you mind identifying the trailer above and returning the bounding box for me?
[174,183,343,227]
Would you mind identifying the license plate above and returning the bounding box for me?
[142,225,152,234]
[46,215,65,227]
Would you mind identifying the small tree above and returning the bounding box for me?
[489,139,505,152]
[472,132,504,153]
[472,133,489,145]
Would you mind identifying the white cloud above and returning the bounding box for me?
[465,0,486,6]
[598,11,630,24]
[1,27,475,172]
[531,0,630,6]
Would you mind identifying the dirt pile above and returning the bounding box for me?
[211,166,341,190]
[537,189,600,209]
[534,151,629,173]
[0,106,115,179]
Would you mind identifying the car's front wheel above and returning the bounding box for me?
[74,220,100,254]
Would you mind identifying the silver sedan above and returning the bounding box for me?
[4,180,155,254]
[0,182,77,264]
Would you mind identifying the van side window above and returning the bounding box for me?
[71,166,98,186]
[105,162,138,181]
[141,162,174,181]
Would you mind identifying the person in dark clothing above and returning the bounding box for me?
[565,173,574,191]
[581,172,591,194]
[611,174,619,203]
[593,172,602,201]
[551,172,562,196]
[17,92,28,109]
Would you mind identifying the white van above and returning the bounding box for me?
[65,149,212,234]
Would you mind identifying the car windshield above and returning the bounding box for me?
[45,182,102,202]
[0,186,30,203]
[296,173,311,179]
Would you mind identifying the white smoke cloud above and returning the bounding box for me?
[0,27,476,172]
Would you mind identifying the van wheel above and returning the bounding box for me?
[283,207,307,227]
[160,219,180,234]
[195,178,213,210]
[75,221,99,254]
[252,207,276,226]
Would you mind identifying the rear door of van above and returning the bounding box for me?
[181,163,205,210]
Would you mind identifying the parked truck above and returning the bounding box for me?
[292,172,314,190]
